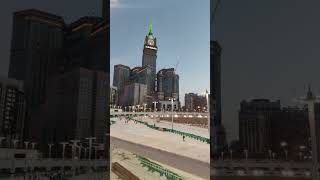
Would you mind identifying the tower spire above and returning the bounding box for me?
[307,83,314,99]
[149,22,153,34]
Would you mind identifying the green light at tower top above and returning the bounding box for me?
[149,22,153,34]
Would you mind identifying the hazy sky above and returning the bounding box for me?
[110,0,210,105]
[0,0,102,77]
[214,0,320,142]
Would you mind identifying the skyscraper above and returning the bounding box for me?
[8,9,65,141]
[9,9,65,107]
[211,41,222,127]
[142,23,158,95]
[113,64,130,105]
[157,68,179,101]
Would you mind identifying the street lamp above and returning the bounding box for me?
[280,141,288,160]
[244,149,248,161]
[31,142,37,150]
[168,97,176,130]
[60,142,68,160]
[12,139,19,149]
[70,140,80,160]
[84,147,88,160]
[268,149,272,160]
[24,141,29,150]
[299,145,306,161]
[205,90,210,132]
[94,145,99,159]
[294,86,320,180]
[85,137,96,160]
[143,103,147,112]
[152,101,158,112]
[48,143,54,159]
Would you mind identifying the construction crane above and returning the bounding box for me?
[174,60,179,74]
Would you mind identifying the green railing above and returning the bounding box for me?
[128,117,210,144]
[137,155,185,180]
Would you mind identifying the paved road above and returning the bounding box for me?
[111,136,210,179]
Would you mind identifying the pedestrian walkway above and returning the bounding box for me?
[127,117,210,144]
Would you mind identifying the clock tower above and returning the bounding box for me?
[142,23,158,94]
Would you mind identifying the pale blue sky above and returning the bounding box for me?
[110,0,210,105]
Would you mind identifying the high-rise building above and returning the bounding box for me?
[8,0,109,149]
[239,99,281,153]
[142,23,157,95]
[8,9,65,141]
[123,83,147,106]
[102,0,109,20]
[31,68,108,147]
[157,68,179,101]
[211,41,222,127]
[211,40,227,155]
[130,66,153,96]
[0,77,26,143]
[113,64,130,105]
[9,9,65,107]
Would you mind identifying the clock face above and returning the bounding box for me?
[147,39,154,46]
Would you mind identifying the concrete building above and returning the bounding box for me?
[8,10,65,141]
[8,9,65,107]
[113,64,130,105]
[185,93,207,112]
[123,83,147,106]
[0,77,26,143]
[157,68,179,101]
[30,68,108,149]
[211,41,227,155]
[130,66,153,96]
[8,1,109,151]
[239,99,281,153]
[211,41,222,128]
[270,106,308,157]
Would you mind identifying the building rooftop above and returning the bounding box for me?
[14,9,64,24]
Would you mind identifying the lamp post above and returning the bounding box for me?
[244,149,248,161]
[143,103,147,112]
[280,141,288,160]
[295,86,320,180]
[31,142,36,150]
[60,142,68,160]
[12,139,19,149]
[299,145,306,161]
[70,140,80,160]
[94,146,98,159]
[169,97,176,130]
[230,150,233,161]
[152,101,159,112]
[78,145,82,160]
[205,90,210,132]
[24,141,29,150]
[48,143,54,159]
[268,149,272,160]
[84,147,88,160]
[85,137,96,160]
